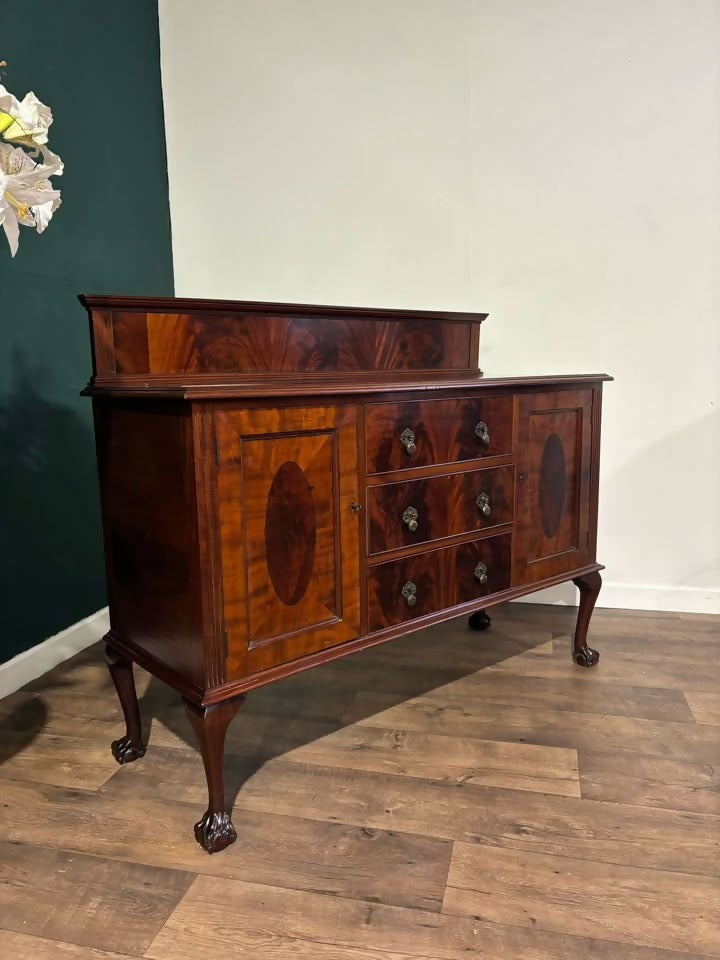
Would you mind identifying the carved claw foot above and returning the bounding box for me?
[194,810,237,854]
[573,645,600,668]
[111,735,146,764]
[468,609,492,631]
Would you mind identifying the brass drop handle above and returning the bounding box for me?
[401,581,417,607]
[400,427,417,455]
[475,421,490,446]
[476,492,491,517]
[474,561,488,585]
[402,506,419,532]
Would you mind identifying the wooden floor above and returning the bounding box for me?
[1,602,719,960]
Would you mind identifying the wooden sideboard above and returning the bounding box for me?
[81,294,611,854]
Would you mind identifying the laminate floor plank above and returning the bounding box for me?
[0,779,451,913]
[144,874,715,960]
[277,723,581,796]
[482,652,720,695]
[579,750,720,814]
[685,691,720,725]
[443,842,720,956]
[0,731,120,789]
[342,691,720,763]
[100,753,720,876]
[0,930,138,960]
[396,670,694,722]
[1,602,718,959]
[0,840,193,954]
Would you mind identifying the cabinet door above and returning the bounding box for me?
[215,405,360,678]
[513,389,594,584]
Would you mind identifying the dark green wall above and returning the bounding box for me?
[0,2,174,663]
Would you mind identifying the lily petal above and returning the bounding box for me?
[2,206,19,256]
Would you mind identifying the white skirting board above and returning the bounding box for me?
[0,607,109,701]
[514,582,720,615]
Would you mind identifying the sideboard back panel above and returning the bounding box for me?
[107,309,478,376]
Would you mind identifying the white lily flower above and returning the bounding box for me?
[0,142,62,256]
[0,84,54,156]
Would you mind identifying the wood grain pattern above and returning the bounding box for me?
[215,404,361,679]
[86,370,613,400]
[277,724,581,796]
[365,395,513,474]
[344,690,720,764]
[0,780,452,914]
[145,873,715,960]
[368,533,512,631]
[578,750,720,814]
[367,546,443,631]
[0,841,193,954]
[107,309,478,376]
[443,842,720,956]
[447,533,513,606]
[2,604,719,959]
[0,931,137,960]
[92,399,204,690]
[0,730,118,790]
[684,691,720,725]
[513,389,593,585]
[366,465,514,555]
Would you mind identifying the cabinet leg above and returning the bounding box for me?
[571,571,602,667]
[183,695,245,854]
[468,609,492,631]
[105,643,146,763]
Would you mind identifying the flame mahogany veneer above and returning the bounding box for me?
[80,294,611,854]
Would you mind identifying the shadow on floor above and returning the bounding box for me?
[134,602,577,812]
[0,601,578,808]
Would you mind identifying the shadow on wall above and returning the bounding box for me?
[0,349,106,662]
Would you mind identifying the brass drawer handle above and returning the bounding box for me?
[474,562,488,584]
[476,492,491,517]
[400,427,417,455]
[401,581,417,607]
[402,506,419,532]
[475,421,490,446]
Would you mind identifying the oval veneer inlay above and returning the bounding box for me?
[265,461,316,605]
[538,432,566,538]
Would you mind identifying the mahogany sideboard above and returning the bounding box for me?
[81,294,611,853]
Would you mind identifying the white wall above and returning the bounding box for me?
[158,0,720,613]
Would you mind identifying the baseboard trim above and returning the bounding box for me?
[0,607,110,700]
[514,582,720,615]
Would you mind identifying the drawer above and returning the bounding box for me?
[367,465,514,556]
[448,533,512,606]
[368,549,443,632]
[368,532,512,631]
[365,395,513,474]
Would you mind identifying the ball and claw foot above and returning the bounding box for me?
[194,810,237,854]
[111,735,146,764]
[468,609,492,631]
[573,645,600,668]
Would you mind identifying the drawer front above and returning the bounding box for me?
[368,550,443,631]
[367,465,514,555]
[365,395,513,474]
[448,533,512,606]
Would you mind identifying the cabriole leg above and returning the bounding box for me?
[105,642,146,763]
[183,695,246,854]
[572,571,602,667]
